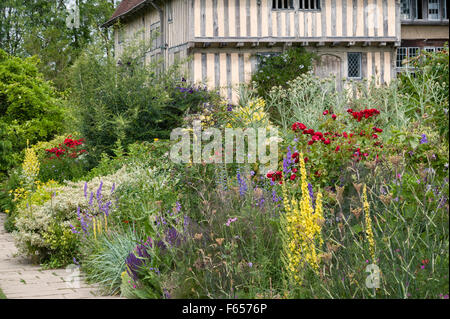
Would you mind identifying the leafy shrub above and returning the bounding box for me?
[38,134,89,183]
[273,107,386,188]
[398,44,449,141]
[12,167,127,266]
[69,39,220,163]
[0,49,65,173]
[266,73,348,130]
[251,47,316,101]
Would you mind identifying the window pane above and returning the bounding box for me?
[396,47,407,68]
[401,0,411,19]
[408,47,419,58]
[428,0,440,20]
[348,52,361,78]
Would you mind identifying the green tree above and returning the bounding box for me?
[0,49,64,174]
[1,0,118,90]
[69,36,218,163]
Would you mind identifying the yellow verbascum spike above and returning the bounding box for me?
[281,153,324,288]
[363,185,376,263]
[98,218,102,235]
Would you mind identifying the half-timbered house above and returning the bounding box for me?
[102,0,449,103]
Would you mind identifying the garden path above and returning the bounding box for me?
[0,213,120,299]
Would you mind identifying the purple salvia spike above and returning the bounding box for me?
[96,180,103,201]
[89,192,94,206]
[84,182,88,198]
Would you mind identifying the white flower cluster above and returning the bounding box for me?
[12,165,133,257]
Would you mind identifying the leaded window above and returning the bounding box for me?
[428,0,440,20]
[347,52,361,79]
[401,0,412,19]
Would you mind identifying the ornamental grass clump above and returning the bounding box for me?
[281,153,324,287]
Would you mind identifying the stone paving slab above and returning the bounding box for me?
[0,213,123,299]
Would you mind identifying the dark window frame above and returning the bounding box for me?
[298,0,321,10]
[272,0,295,10]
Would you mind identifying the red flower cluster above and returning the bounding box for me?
[347,108,380,122]
[373,127,383,133]
[292,122,307,132]
[64,138,85,148]
[267,171,283,184]
[46,147,66,158]
[45,136,87,159]
[291,123,333,146]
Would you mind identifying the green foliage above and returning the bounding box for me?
[286,108,387,188]
[398,45,449,141]
[0,0,117,90]
[0,286,6,299]
[266,73,348,130]
[251,47,316,101]
[41,221,80,268]
[0,49,64,173]
[37,134,89,183]
[69,38,218,163]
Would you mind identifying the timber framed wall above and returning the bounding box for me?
[190,0,401,43]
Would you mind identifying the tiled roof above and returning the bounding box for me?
[102,0,147,27]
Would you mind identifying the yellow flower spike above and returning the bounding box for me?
[280,154,324,288]
[93,218,97,240]
[104,213,108,233]
[98,218,102,235]
[363,185,376,263]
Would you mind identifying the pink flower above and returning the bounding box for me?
[226,217,238,226]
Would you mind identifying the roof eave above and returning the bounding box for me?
[101,0,153,28]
